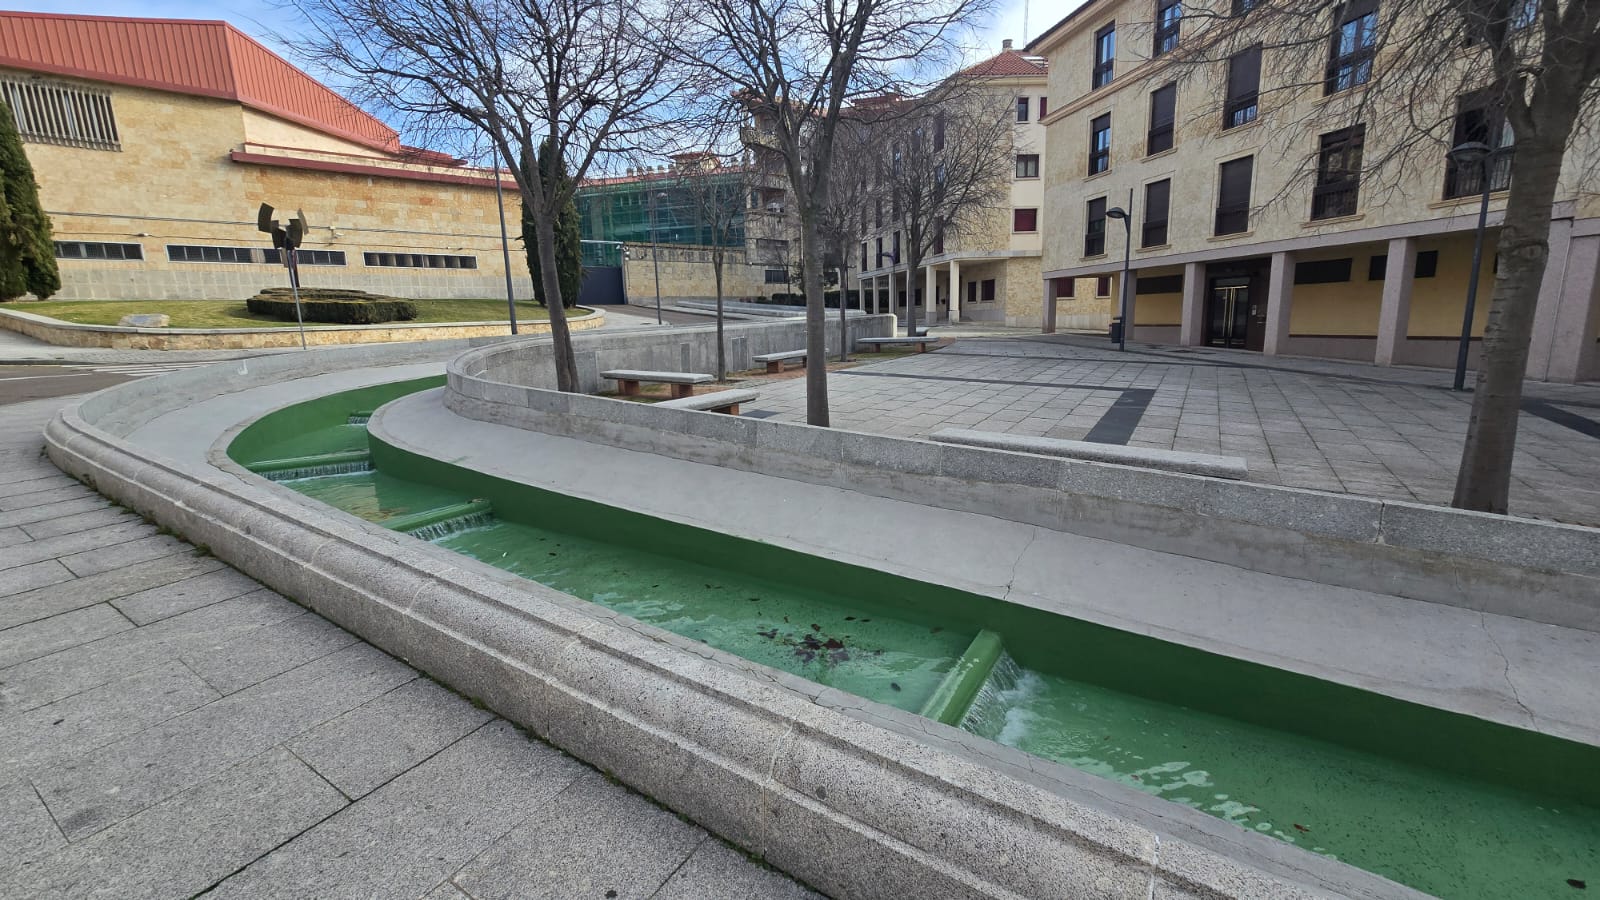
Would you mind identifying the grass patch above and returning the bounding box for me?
[7,298,559,329]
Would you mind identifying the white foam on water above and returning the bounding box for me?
[266,460,374,481]
[407,511,496,541]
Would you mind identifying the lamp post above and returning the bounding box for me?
[649,190,668,325]
[1447,141,1513,391]
[1105,187,1134,352]
[492,170,519,335]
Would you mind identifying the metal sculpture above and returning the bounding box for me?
[257,203,311,349]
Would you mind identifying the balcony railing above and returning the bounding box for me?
[1223,92,1258,130]
[1443,151,1513,200]
[1311,181,1359,220]
[1214,203,1249,236]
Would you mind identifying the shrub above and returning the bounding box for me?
[246,288,417,324]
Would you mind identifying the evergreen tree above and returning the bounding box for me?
[0,99,60,301]
[519,139,581,308]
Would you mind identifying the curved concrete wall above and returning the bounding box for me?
[37,327,1422,900]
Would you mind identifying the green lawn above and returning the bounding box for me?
[7,298,558,329]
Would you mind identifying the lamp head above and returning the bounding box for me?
[1448,141,1493,166]
[1106,207,1128,220]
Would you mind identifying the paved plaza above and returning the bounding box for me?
[0,395,815,900]
[746,334,1600,525]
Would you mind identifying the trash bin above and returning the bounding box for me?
[1108,317,1123,343]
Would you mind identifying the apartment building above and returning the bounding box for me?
[3,12,530,302]
[855,42,1107,329]
[1028,0,1600,381]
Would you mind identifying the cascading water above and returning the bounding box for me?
[347,414,371,426]
[263,460,375,481]
[405,511,496,541]
[957,652,1029,740]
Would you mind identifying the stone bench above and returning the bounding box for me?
[655,389,759,415]
[600,369,714,399]
[752,349,806,374]
[929,428,1249,480]
[858,336,938,353]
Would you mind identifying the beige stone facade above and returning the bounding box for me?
[855,45,1110,330]
[13,70,536,303]
[1028,0,1600,381]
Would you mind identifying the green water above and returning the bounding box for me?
[968,665,1598,899]
[236,381,1600,900]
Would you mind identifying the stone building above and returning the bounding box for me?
[855,42,1109,330]
[1027,0,1600,381]
[2,11,532,302]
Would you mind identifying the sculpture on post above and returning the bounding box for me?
[257,203,311,349]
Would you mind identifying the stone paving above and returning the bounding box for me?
[0,396,816,900]
[746,334,1600,525]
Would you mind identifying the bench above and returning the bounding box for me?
[655,389,759,415]
[858,336,939,353]
[600,369,714,399]
[929,428,1249,480]
[752,349,806,374]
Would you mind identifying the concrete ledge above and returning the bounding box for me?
[36,336,1386,900]
[446,348,1600,632]
[931,428,1250,480]
[0,306,603,350]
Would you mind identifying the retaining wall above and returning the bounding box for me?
[0,306,602,350]
[447,341,1600,633]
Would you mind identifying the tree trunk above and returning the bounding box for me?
[800,210,831,426]
[1452,132,1571,513]
[714,254,726,382]
[904,243,923,336]
[837,264,849,362]
[532,200,580,392]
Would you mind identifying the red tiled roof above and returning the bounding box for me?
[958,49,1049,78]
[0,11,400,153]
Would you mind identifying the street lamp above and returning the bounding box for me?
[649,189,668,325]
[1447,140,1514,391]
[1105,187,1134,352]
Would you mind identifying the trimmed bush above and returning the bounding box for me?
[246,288,417,325]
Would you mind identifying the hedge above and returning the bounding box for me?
[246,288,418,325]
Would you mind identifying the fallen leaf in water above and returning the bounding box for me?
[810,623,821,632]
[1293,824,1310,833]
[890,682,902,691]
[1567,878,1586,889]
[823,638,844,650]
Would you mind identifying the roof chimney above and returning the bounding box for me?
[1002,38,1013,50]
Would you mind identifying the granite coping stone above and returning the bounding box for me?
[931,427,1250,480]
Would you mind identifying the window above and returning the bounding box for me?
[1137,274,1183,294]
[1,77,120,151]
[1367,254,1388,280]
[1154,0,1182,56]
[1014,208,1039,232]
[934,114,946,151]
[1294,258,1354,284]
[1016,97,1030,122]
[1092,24,1116,89]
[1223,46,1262,129]
[1088,114,1112,175]
[933,225,945,255]
[1416,249,1439,278]
[861,242,868,270]
[892,231,900,262]
[875,237,884,265]
[764,269,788,284]
[967,281,977,305]
[1215,156,1253,235]
[1015,154,1040,178]
[981,279,996,302]
[1444,90,1514,199]
[1325,0,1377,94]
[363,252,478,269]
[1053,277,1075,298]
[1147,83,1177,155]
[1312,125,1364,219]
[264,249,347,266]
[1142,179,1171,247]
[1039,97,1049,118]
[54,241,142,261]
[1085,197,1108,256]
[167,245,257,264]
[1096,275,1112,297]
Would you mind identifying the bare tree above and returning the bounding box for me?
[676,0,995,426]
[1153,0,1600,512]
[673,153,756,381]
[871,87,1014,334]
[288,0,686,392]
[814,115,878,361]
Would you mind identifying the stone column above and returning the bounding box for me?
[1179,262,1205,346]
[924,264,938,327]
[1541,233,1600,383]
[1263,251,1295,356]
[949,259,962,324]
[1042,278,1057,333]
[1375,237,1417,367]
[1525,219,1573,380]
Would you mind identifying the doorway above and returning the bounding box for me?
[1204,261,1268,350]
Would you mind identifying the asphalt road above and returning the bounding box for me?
[0,364,192,405]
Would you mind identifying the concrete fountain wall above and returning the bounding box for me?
[44,320,1582,900]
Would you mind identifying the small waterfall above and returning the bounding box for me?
[263,460,374,481]
[958,652,1026,740]
[405,511,496,541]
[347,413,371,426]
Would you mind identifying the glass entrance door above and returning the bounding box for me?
[1206,278,1252,348]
